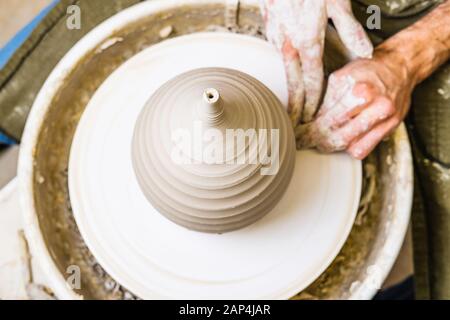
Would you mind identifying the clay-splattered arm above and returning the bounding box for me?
[297,0,450,159]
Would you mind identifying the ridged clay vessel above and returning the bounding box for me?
[132,67,296,233]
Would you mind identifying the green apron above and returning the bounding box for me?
[354,0,450,299]
[0,0,448,299]
[0,0,144,140]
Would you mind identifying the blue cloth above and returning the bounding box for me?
[0,133,15,144]
[0,0,59,145]
[0,0,58,69]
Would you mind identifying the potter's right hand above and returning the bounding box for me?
[260,0,373,125]
[295,53,414,160]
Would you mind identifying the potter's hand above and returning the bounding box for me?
[260,0,373,125]
[296,52,413,159]
[297,0,450,160]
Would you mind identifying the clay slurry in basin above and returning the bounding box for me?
[132,68,296,233]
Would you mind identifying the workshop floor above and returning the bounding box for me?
[0,0,413,294]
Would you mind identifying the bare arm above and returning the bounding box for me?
[377,0,450,86]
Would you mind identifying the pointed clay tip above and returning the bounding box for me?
[203,88,220,104]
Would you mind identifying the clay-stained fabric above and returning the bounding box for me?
[354,0,450,299]
[0,0,143,141]
[407,64,450,299]
[352,0,441,39]
[357,0,439,16]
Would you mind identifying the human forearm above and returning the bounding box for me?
[376,0,450,86]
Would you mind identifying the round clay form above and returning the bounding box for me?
[132,67,296,233]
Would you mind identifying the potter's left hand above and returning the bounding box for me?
[296,51,414,159]
[260,0,373,125]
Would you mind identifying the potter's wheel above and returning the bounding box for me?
[69,32,361,299]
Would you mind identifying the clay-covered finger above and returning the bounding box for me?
[316,74,343,118]
[316,73,361,117]
[293,0,327,122]
[299,81,376,152]
[259,1,305,125]
[259,0,285,50]
[335,97,396,145]
[327,82,377,129]
[282,38,305,126]
[318,78,371,131]
[296,120,345,153]
[295,122,319,149]
[327,0,373,59]
[347,116,399,159]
